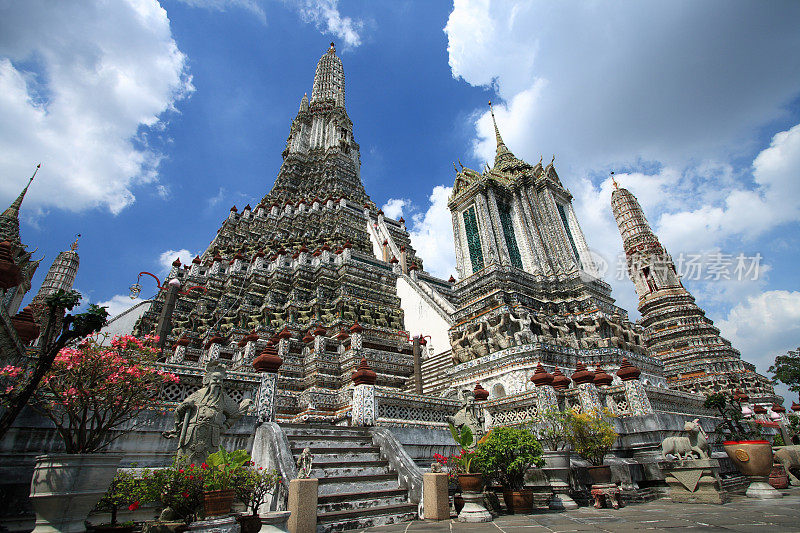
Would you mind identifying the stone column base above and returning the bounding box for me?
[423,473,449,520]
[660,459,728,504]
[746,477,783,499]
[187,516,240,533]
[259,511,291,532]
[457,491,492,523]
[288,478,318,533]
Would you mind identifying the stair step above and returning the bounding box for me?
[288,436,374,448]
[317,475,400,496]
[290,446,381,455]
[308,450,382,463]
[317,503,418,532]
[317,488,408,513]
[312,460,390,477]
[282,425,369,438]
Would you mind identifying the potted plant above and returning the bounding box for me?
[204,448,252,516]
[151,461,206,523]
[434,453,464,513]
[448,423,481,492]
[93,470,144,532]
[534,410,577,510]
[564,409,618,485]
[704,393,779,498]
[1,330,179,533]
[472,426,544,514]
[233,465,281,533]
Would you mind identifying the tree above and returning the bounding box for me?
[0,290,108,439]
[769,348,800,394]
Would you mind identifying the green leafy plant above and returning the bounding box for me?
[534,410,569,451]
[150,460,206,522]
[205,448,252,491]
[769,349,800,394]
[704,393,762,442]
[471,427,544,491]
[564,409,618,466]
[448,423,479,473]
[233,466,281,516]
[95,470,145,525]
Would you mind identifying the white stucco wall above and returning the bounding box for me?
[396,276,450,357]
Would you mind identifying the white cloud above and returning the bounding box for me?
[447,1,800,171]
[176,0,267,23]
[408,186,456,280]
[207,187,226,209]
[158,248,196,274]
[0,0,192,215]
[293,0,364,48]
[717,290,800,404]
[97,294,147,319]
[381,198,409,220]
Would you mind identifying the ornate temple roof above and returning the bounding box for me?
[311,43,345,106]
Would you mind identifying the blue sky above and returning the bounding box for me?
[1,1,799,402]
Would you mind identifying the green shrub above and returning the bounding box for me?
[472,426,544,491]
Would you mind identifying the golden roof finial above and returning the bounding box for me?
[70,233,81,251]
[611,171,618,189]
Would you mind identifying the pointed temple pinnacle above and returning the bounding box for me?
[611,171,619,189]
[488,101,506,149]
[3,163,40,219]
[70,233,81,251]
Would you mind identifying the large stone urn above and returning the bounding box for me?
[542,450,577,510]
[723,441,782,499]
[29,452,124,533]
[457,474,492,523]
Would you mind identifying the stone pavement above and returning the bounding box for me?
[359,487,800,532]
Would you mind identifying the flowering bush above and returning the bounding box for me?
[150,461,206,522]
[204,448,252,491]
[433,452,461,483]
[1,334,179,453]
[564,409,618,466]
[95,469,147,526]
[233,463,281,516]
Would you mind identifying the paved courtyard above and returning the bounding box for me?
[361,487,800,532]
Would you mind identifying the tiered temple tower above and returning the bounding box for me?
[134,44,437,422]
[432,105,662,401]
[611,180,777,401]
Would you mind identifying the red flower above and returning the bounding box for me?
[201,462,208,469]
[182,492,189,498]
[190,463,195,468]
[128,501,140,511]
[179,468,184,473]
[189,475,194,480]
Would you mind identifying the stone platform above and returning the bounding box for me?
[356,486,800,532]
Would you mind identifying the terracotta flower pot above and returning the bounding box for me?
[723,441,781,499]
[587,465,612,484]
[236,514,262,533]
[458,473,483,493]
[203,489,235,517]
[29,452,123,533]
[502,489,533,514]
[769,464,789,490]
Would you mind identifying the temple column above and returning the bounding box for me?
[352,358,377,426]
[253,341,283,423]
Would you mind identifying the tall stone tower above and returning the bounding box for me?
[29,235,80,326]
[0,166,41,317]
[134,44,432,422]
[611,180,776,401]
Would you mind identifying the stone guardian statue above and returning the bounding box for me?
[163,361,253,464]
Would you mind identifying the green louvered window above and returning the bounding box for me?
[557,203,582,268]
[463,206,484,273]
[499,206,523,269]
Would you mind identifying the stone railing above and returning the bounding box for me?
[644,386,716,417]
[484,390,539,428]
[374,389,460,428]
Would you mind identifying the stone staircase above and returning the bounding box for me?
[282,424,418,532]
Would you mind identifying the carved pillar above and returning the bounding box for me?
[352,358,377,426]
[253,342,283,423]
[202,336,224,365]
[572,362,601,412]
[531,363,558,413]
[616,358,653,415]
[169,338,189,364]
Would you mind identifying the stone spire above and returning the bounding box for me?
[610,180,663,257]
[30,234,81,321]
[311,42,345,107]
[488,102,517,169]
[1,164,39,244]
[299,93,309,112]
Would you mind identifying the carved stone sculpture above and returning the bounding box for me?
[509,310,534,345]
[575,317,602,349]
[774,446,800,484]
[661,419,710,461]
[450,329,472,364]
[487,313,512,352]
[297,447,313,479]
[467,322,489,359]
[163,361,253,465]
[447,390,485,449]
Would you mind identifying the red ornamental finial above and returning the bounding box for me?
[352,357,376,385]
[530,362,554,387]
[473,382,489,401]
